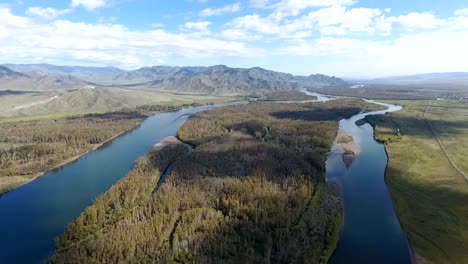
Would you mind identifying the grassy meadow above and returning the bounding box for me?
[365,99,468,264]
[0,87,237,120]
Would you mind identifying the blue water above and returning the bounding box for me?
[0,97,412,263]
[0,102,242,263]
[327,102,412,264]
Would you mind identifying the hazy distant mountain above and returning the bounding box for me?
[0,86,124,117]
[112,66,207,84]
[0,64,348,95]
[2,64,124,82]
[359,72,468,85]
[115,65,348,95]
[0,66,27,79]
[0,66,87,91]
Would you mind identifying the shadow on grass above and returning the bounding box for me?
[361,113,468,139]
[386,166,468,264]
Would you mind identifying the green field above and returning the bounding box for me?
[0,87,237,120]
[367,100,468,264]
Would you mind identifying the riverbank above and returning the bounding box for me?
[152,136,184,151]
[0,100,242,195]
[369,100,468,264]
[50,99,382,263]
[0,101,250,263]
[0,114,144,195]
[327,100,412,264]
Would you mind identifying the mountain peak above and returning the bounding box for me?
[0,66,27,78]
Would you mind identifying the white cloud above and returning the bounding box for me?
[454,8,468,16]
[268,0,356,18]
[0,7,262,68]
[71,0,110,11]
[391,12,444,30]
[225,5,387,38]
[305,6,383,34]
[200,3,241,17]
[250,0,269,8]
[280,30,468,76]
[26,7,72,20]
[179,21,212,32]
[227,14,280,35]
[2,2,468,76]
[220,28,262,40]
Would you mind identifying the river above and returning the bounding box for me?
[0,95,412,263]
[325,99,412,264]
[0,102,243,263]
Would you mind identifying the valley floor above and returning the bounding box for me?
[50,99,379,263]
[365,100,468,264]
[0,88,236,121]
[0,90,237,194]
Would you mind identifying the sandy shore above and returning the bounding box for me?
[152,136,184,151]
[336,129,361,167]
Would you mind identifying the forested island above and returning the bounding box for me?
[50,99,380,263]
[264,91,317,101]
[0,101,235,195]
[0,112,145,194]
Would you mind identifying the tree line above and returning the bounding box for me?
[51,99,377,263]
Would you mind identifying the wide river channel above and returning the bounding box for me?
[0,102,243,263]
[0,95,412,263]
[325,99,412,264]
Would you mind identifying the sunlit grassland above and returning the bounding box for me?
[370,100,468,264]
[0,88,238,121]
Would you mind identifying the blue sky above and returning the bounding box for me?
[1,0,467,77]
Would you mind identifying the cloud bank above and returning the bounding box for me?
[0,0,467,76]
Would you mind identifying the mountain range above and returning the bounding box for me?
[0,64,348,95]
[0,66,87,91]
[355,72,468,86]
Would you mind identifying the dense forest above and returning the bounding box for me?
[51,99,380,263]
[0,112,145,193]
[263,91,317,101]
[133,102,210,115]
[307,87,436,100]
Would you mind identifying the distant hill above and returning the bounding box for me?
[358,72,468,85]
[112,66,207,84]
[0,86,234,118]
[0,87,129,117]
[0,66,27,79]
[1,64,348,95]
[115,65,348,95]
[2,64,124,83]
[0,66,87,91]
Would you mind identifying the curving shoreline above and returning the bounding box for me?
[326,97,412,264]
[336,129,361,167]
[0,124,142,195]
